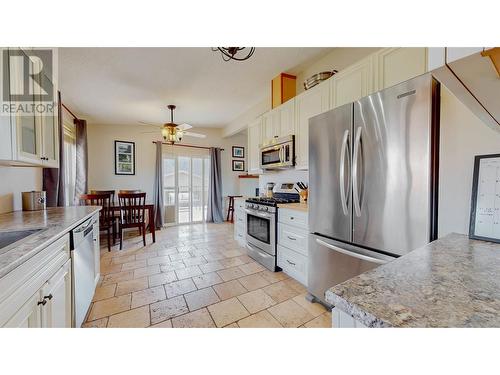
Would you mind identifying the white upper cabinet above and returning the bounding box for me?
[295,81,330,170]
[374,47,427,90]
[277,98,295,137]
[262,108,280,141]
[331,56,374,108]
[248,116,263,174]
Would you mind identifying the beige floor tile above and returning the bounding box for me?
[284,278,307,294]
[236,255,254,264]
[223,322,239,328]
[184,287,220,311]
[203,252,226,262]
[87,294,131,321]
[92,284,116,301]
[111,255,136,265]
[100,263,123,275]
[222,249,244,258]
[131,286,167,308]
[108,306,151,328]
[268,299,314,328]
[135,251,158,260]
[238,273,271,291]
[239,262,266,275]
[192,272,223,289]
[217,266,247,282]
[102,270,134,285]
[207,297,250,327]
[115,277,149,296]
[121,259,147,271]
[259,270,289,284]
[292,294,328,317]
[171,308,216,328]
[164,278,197,299]
[304,312,332,328]
[82,317,108,328]
[263,280,300,303]
[238,289,276,314]
[183,256,208,267]
[213,280,247,300]
[148,271,177,287]
[219,257,245,268]
[169,252,192,261]
[149,319,173,328]
[157,247,178,256]
[199,261,226,273]
[160,261,186,272]
[147,255,172,266]
[150,296,189,324]
[133,265,160,278]
[237,310,282,328]
[175,265,202,280]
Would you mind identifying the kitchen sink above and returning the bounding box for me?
[0,229,44,255]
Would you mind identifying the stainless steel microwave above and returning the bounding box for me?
[259,135,295,170]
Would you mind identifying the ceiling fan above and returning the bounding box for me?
[140,104,206,144]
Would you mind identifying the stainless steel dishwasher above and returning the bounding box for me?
[70,217,98,327]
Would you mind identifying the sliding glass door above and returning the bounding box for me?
[163,149,210,226]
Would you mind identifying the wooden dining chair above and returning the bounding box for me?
[119,189,142,194]
[118,192,147,249]
[80,193,115,251]
[90,190,116,204]
[91,190,119,240]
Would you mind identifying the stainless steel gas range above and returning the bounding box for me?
[245,193,300,271]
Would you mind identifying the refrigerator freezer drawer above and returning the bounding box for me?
[277,245,308,286]
[308,234,395,305]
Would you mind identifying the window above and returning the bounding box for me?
[62,110,76,206]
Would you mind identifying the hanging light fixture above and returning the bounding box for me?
[212,47,256,62]
[162,105,184,144]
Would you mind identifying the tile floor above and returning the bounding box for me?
[83,223,331,328]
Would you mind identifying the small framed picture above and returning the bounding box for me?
[469,153,500,243]
[115,140,135,175]
[232,146,245,158]
[232,160,245,171]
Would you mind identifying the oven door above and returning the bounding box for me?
[245,209,275,255]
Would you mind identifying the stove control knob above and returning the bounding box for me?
[262,206,268,211]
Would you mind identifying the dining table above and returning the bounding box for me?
[108,202,156,243]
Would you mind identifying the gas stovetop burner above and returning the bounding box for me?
[246,193,300,207]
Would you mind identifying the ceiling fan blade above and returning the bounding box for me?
[184,131,206,138]
[177,123,193,131]
[138,121,161,127]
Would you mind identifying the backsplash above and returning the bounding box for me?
[258,169,309,195]
[0,167,42,214]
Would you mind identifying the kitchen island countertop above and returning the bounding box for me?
[325,233,500,327]
[0,206,100,279]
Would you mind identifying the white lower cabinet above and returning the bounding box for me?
[0,234,72,328]
[233,198,247,246]
[277,208,309,286]
[332,307,368,328]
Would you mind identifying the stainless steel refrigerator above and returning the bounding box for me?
[308,73,440,305]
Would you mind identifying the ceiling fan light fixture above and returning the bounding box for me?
[212,47,255,62]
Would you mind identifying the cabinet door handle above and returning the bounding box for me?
[287,236,297,241]
[37,299,47,306]
[286,260,296,266]
[290,217,294,220]
[43,294,53,301]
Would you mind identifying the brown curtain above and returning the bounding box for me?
[74,118,88,205]
[43,91,65,207]
[206,147,224,223]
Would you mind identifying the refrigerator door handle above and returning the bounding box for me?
[339,129,350,216]
[353,126,362,217]
[315,238,388,265]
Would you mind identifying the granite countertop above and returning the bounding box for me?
[0,206,101,279]
[277,202,308,212]
[325,233,500,327]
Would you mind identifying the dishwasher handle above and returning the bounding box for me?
[315,238,389,265]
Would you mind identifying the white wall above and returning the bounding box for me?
[87,124,247,201]
[0,167,42,214]
[438,86,500,236]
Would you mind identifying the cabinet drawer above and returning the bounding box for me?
[278,208,308,229]
[277,245,307,286]
[278,223,308,257]
[235,199,246,210]
[234,209,246,226]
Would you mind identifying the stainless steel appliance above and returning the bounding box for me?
[308,74,440,305]
[245,193,300,271]
[260,135,295,170]
[70,216,98,327]
[22,191,46,211]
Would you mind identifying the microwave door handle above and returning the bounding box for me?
[353,126,362,217]
[316,238,388,265]
[339,130,349,216]
[279,147,284,163]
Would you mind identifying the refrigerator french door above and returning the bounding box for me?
[308,74,439,304]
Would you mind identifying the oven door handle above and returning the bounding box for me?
[244,209,273,220]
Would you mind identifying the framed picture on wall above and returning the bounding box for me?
[115,140,136,175]
[232,146,244,158]
[469,153,500,243]
[232,160,245,171]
